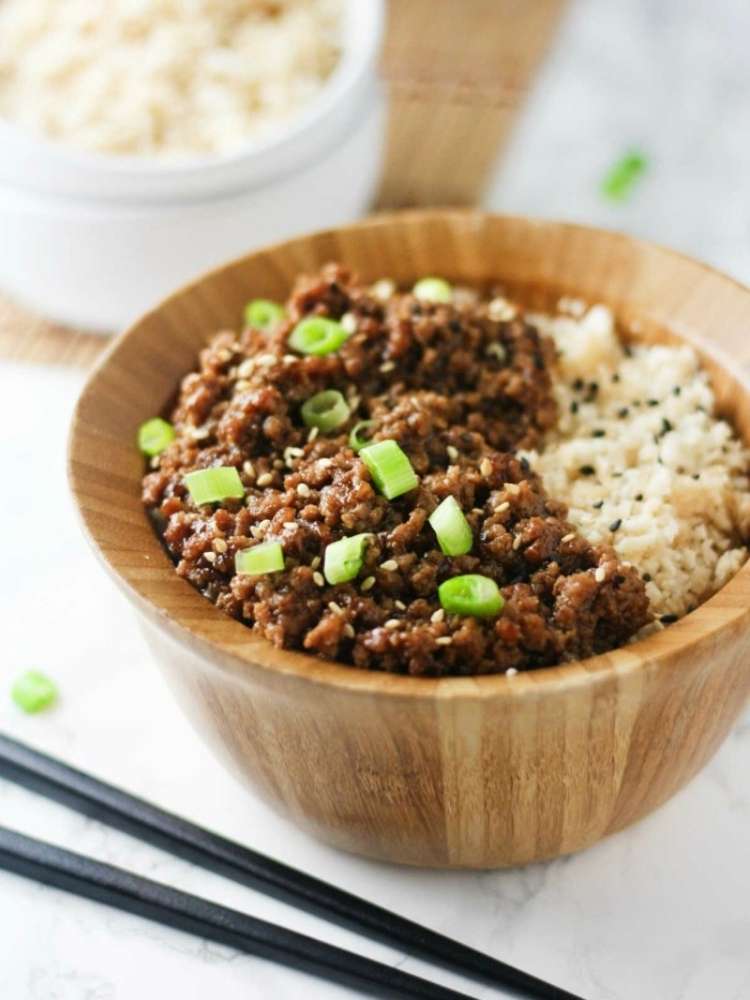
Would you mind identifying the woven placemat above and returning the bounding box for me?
[0,0,567,367]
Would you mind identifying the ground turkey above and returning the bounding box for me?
[142,265,650,676]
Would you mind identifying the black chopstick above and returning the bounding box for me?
[0,733,586,1000]
[0,825,474,1000]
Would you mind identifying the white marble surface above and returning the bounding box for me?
[2,1,750,998]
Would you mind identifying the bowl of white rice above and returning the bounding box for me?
[0,0,385,330]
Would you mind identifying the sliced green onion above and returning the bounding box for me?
[349,419,376,453]
[324,533,371,585]
[360,439,418,500]
[244,298,285,330]
[137,417,175,457]
[288,316,349,356]
[301,390,350,433]
[12,671,58,714]
[184,466,244,505]
[235,541,285,576]
[429,496,473,556]
[413,277,453,303]
[601,150,648,202]
[438,574,504,618]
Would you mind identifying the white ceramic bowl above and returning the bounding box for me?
[0,0,385,332]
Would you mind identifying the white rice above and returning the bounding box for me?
[0,0,342,159]
[521,303,750,622]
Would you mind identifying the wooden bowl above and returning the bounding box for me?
[68,211,750,868]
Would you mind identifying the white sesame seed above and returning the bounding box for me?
[203,551,216,563]
[371,278,396,301]
[256,473,273,487]
[341,312,357,334]
[488,297,516,322]
[296,483,311,498]
[394,600,406,611]
[431,608,445,624]
[446,445,459,462]
[380,361,396,373]
[381,559,398,572]
[595,566,606,583]
[150,455,161,469]
[318,458,333,469]
[436,636,453,646]
[384,619,400,630]
[256,353,276,367]
[313,571,325,587]
[328,601,343,615]
[561,533,576,543]
[479,458,493,477]
[504,482,521,495]
[486,343,507,361]
[361,576,375,592]
[237,358,255,378]
[512,536,523,550]
[348,395,361,411]
[216,348,233,363]
[343,624,356,639]
[308,426,319,443]
[283,354,298,364]
[310,556,321,570]
[505,667,519,677]
[235,379,251,392]
[213,538,228,554]
[497,501,510,513]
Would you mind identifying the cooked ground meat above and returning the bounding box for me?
[142,265,650,676]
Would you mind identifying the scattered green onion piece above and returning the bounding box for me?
[438,574,504,618]
[244,298,285,330]
[429,496,473,556]
[288,316,349,356]
[323,533,371,585]
[349,419,376,453]
[137,417,175,457]
[235,541,285,576]
[360,439,418,500]
[413,277,453,303]
[12,671,58,714]
[184,466,244,505]
[601,150,648,202]
[301,390,350,433]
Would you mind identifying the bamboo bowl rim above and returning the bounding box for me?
[68,209,750,702]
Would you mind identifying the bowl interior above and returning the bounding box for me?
[69,210,750,697]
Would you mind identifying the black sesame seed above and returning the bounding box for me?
[624,345,633,357]
[661,418,673,434]
[609,518,622,532]
[673,386,681,396]
[635,493,644,501]
[692,473,700,480]
[660,614,678,624]
[520,456,530,472]
[592,429,605,438]
[611,373,621,383]
[647,398,659,407]
[642,573,652,582]
[573,378,584,391]
[570,401,579,414]
[579,465,595,476]
[589,381,599,393]
[632,400,641,407]
[617,407,629,418]
[593,500,604,509]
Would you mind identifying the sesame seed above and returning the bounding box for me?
[340,312,357,334]
[380,361,396,373]
[436,636,453,646]
[497,501,510,513]
[256,473,273,487]
[660,614,678,624]
[328,601,343,615]
[361,576,375,592]
[592,429,606,438]
[661,418,673,434]
[296,483,311,497]
[579,465,595,476]
[237,358,255,377]
[318,457,333,469]
[371,278,395,301]
[150,456,161,469]
[256,353,276,367]
[561,533,575,543]
[203,551,216,563]
[381,559,398,572]
[283,354,298,364]
[213,538,228,554]
[673,386,681,396]
[348,395,361,411]
[310,556,321,569]
[307,426,319,443]
[486,343,507,361]
[642,573,652,582]
[572,378,584,391]
[570,401,578,414]
[692,473,700,480]
[343,624,356,639]
[505,667,518,677]
[611,373,620,383]
[609,519,622,532]
[635,493,644,501]
[594,567,606,583]
[512,536,523,550]
[430,608,445,624]
[313,571,325,587]
[384,619,400,630]
[504,482,520,495]
[446,445,459,462]
[647,398,659,407]
[394,600,406,611]
[480,458,493,477]
[593,500,604,509]
[216,348,232,363]
[617,407,629,418]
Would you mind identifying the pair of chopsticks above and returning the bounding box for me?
[0,733,586,1000]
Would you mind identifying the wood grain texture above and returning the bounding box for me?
[68,211,750,868]
[0,295,104,368]
[376,0,568,208]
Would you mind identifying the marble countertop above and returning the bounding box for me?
[2,1,749,997]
